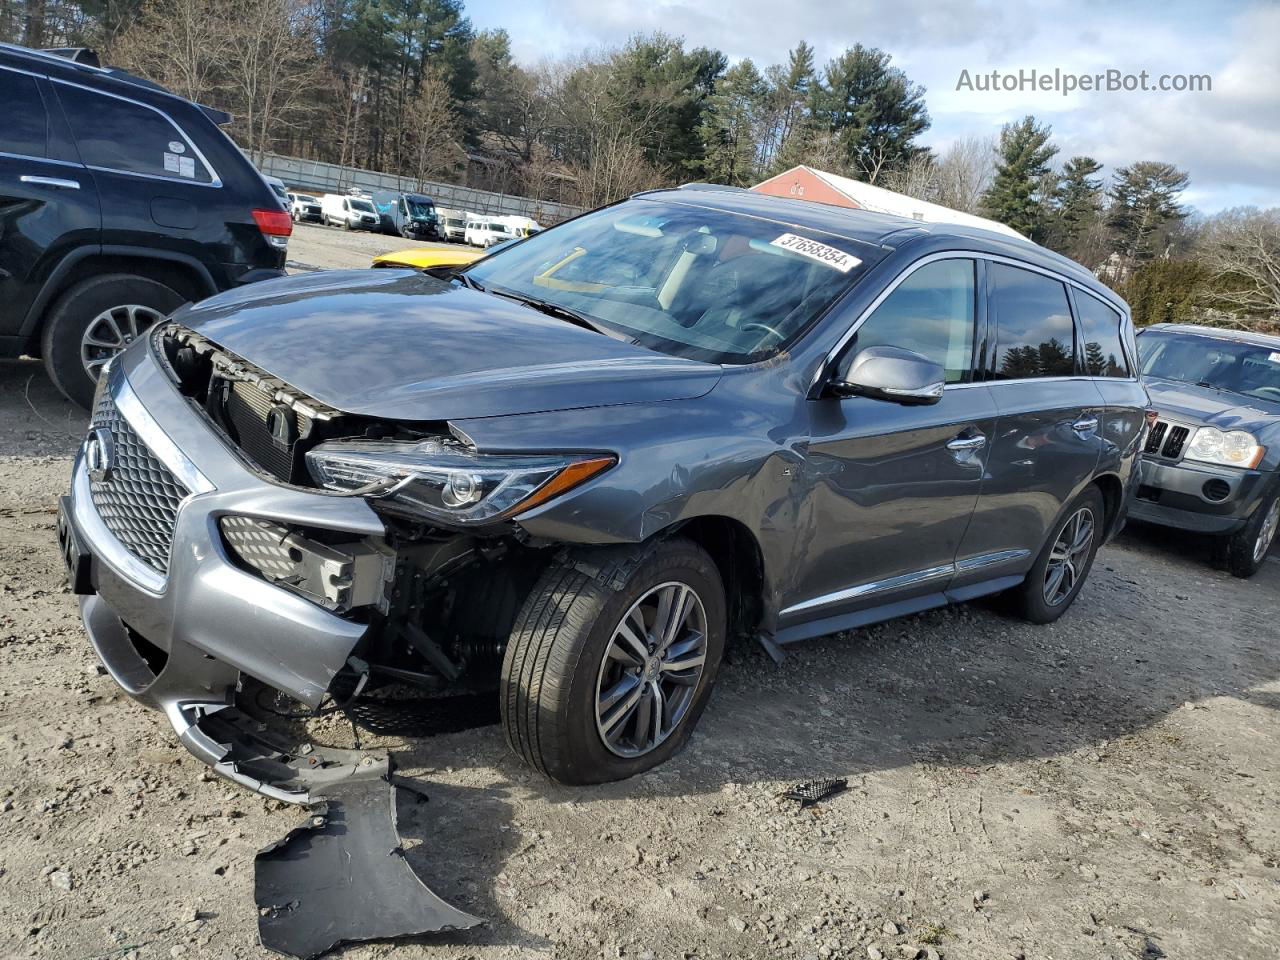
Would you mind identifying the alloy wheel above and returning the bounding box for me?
[80,304,165,380]
[1254,499,1280,564]
[1043,507,1096,606]
[595,581,708,758]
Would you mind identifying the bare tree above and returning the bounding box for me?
[403,67,466,188]
[222,0,319,165]
[933,136,995,213]
[880,152,938,201]
[1198,208,1280,318]
[111,0,233,105]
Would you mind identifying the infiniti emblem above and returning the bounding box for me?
[84,426,115,482]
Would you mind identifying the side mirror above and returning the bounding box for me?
[830,345,945,405]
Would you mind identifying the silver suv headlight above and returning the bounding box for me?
[305,439,615,525]
[1184,427,1265,469]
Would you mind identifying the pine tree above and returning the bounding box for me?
[1056,156,1103,242]
[701,59,766,185]
[981,116,1058,240]
[1107,161,1190,265]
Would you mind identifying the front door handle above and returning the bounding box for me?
[1072,415,1099,437]
[946,434,987,452]
[20,175,81,190]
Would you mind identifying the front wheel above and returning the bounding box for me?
[1010,485,1105,624]
[1223,491,1279,579]
[500,539,726,785]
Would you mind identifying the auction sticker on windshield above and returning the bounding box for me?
[770,233,862,272]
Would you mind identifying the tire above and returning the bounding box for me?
[501,538,727,785]
[1223,489,1279,579]
[1010,485,1106,624]
[41,274,184,408]
[342,218,352,231]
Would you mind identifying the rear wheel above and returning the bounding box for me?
[41,274,183,408]
[1223,491,1279,579]
[1010,486,1105,624]
[500,539,726,785]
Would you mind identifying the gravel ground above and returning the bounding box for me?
[2,247,1279,960]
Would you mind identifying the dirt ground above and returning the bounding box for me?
[2,247,1279,960]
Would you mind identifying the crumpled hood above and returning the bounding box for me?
[1145,377,1280,434]
[170,269,722,421]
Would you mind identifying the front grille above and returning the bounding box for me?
[89,390,189,575]
[1144,418,1192,461]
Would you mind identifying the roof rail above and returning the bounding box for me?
[40,46,101,66]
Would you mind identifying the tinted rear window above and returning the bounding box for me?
[0,69,47,157]
[1076,291,1131,377]
[990,263,1076,379]
[57,83,212,183]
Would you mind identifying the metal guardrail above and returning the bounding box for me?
[259,153,585,225]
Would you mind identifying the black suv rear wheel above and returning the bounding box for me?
[500,539,726,785]
[41,274,184,407]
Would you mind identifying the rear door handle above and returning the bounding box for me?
[946,435,987,452]
[1073,416,1099,437]
[20,175,81,190]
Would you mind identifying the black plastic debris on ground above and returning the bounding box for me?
[777,777,849,809]
[255,775,481,959]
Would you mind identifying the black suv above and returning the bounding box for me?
[0,44,289,406]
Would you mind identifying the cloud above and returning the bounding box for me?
[467,0,1279,212]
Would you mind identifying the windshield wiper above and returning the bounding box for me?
[454,272,485,292]
[1195,380,1226,392]
[484,286,616,337]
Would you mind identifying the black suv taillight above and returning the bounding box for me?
[252,208,292,249]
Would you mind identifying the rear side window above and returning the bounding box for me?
[1075,291,1131,377]
[853,258,977,384]
[990,263,1076,379]
[0,69,48,158]
[56,83,212,183]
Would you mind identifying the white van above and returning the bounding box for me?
[321,193,380,231]
[500,215,542,238]
[464,216,517,248]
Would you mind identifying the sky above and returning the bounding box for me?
[465,0,1280,215]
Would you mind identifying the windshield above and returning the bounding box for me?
[1139,330,1280,405]
[465,199,876,363]
[350,199,375,213]
[268,182,288,200]
[406,198,434,218]
[297,195,317,203]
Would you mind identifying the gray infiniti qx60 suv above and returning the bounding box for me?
[59,185,1148,790]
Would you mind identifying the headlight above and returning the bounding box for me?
[305,438,615,525]
[1184,427,1265,469]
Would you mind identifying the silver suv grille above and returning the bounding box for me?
[89,389,189,574]
[1143,418,1191,461]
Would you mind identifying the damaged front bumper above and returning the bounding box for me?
[62,354,384,732]
[62,355,483,955]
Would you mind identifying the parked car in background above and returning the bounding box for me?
[438,209,468,243]
[501,215,543,238]
[1133,323,1280,577]
[368,190,441,239]
[0,42,289,407]
[371,246,485,272]
[288,192,323,223]
[464,216,516,247]
[263,175,289,205]
[59,185,1145,795]
[321,193,379,231]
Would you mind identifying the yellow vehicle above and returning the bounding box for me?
[371,245,486,271]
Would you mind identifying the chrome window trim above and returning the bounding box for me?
[0,150,84,168]
[0,60,44,79]
[817,249,1140,393]
[50,77,223,188]
[780,548,1034,618]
